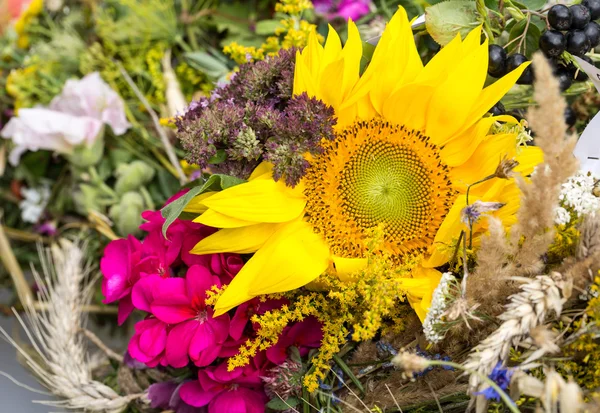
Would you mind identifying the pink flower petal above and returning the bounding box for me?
[132,274,162,312]
[138,320,167,358]
[209,387,267,413]
[186,265,219,304]
[117,294,134,325]
[180,376,223,408]
[165,321,197,368]
[229,304,249,341]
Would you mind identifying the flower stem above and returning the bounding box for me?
[427,360,520,413]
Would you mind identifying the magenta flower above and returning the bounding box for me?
[179,356,268,413]
[150,265,229,368]
[266,316,323,364]
[128,318,169,367]
[313,0,372,21]
[148,381,207,413]
[101,235,162,324]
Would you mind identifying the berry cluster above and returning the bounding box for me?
[539,2,600,90]
[488,44,534,84]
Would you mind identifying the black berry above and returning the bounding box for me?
[583,0,600,20]
[557,70,573,91]
[548,5,572,31]
[539,30,566,57]
[584,21,600,48]
[488,44,507,77]
[566,30,591,55]
[489,102,505,116]
[570,4,591,30]
[507,53,534,84]
[564,107,577,127]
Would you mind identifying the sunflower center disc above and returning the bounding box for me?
[304,119,456,259]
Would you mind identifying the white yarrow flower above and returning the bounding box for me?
[19,185,51,223]
[423,271,455,343]
[555,172,600,225]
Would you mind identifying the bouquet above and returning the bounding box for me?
[3,1,600,413]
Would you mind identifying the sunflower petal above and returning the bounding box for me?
[201,179,305,223]
[183,191,218,214]
[193,208,258,228]
[213,220,330,315]
[191,223,279,255]
[426,39,489,145]
[333,256,368,282]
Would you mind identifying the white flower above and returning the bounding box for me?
[1,108,103,166]
[555,171,600,224]
[19,184,51,223]
[1,72,129,165]
[554,206,571,226]
[50,72,130,135]
[423,271,455,343]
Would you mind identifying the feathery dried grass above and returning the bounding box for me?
[0,239,146,412]
[458,54,580,333]
[463,272,572,392]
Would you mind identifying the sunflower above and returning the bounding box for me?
[191,8,543,320]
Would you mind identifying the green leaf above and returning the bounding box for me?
[507,19,541,58]
[520,0,546,10]
[332,354,365,395]
[255,19,282,35]
[425,0,480,46]
[484,0,500,12]
[267,397,300,410]
[185,51,230,78]
[289,346,302,364]
[160,174,245,238]
[208,149,227,164]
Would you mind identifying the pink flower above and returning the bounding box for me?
[50,72,130,135]
[266,317,323,364]
[313,0,372,21]
[101,235,160,324]
[127,318,169,367]
[179,356,267,413]
[150,265,229,367]
[148,381,207,413]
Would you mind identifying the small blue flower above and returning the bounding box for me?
[474,362,514,401]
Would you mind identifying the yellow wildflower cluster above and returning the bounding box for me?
[558,275,600,397]
[223,0,322,65]
[547,223,580,264]
[13,0,44,48]
[275,0,313,15]
[227,226,415,392]
[145,43,167,104]
[6,61,62,109]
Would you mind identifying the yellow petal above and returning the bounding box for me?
[191,223,280,255]
[426,39,489,145]
[414,33,463,86]
[382,82,434,132]
[422,195,469,268]
[515,145,544,175]
[214,220,330,315]
[182,191,218,214]
[333,256,368,282]
[341,20,363,100]
[201,179,306,223]
[193,208,258,228]
[249,162,274,180]
[463,62,531,133]
[401,266,442,323]
[440,115,517,167]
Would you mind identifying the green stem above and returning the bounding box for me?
[427,361,520,413]
[476,0,495,41]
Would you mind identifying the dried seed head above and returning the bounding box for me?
[495,156,519,179]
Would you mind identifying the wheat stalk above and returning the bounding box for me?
[0,239,147,412]
[463,272,572,392]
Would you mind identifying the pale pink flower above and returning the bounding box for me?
[50,72,130,135]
